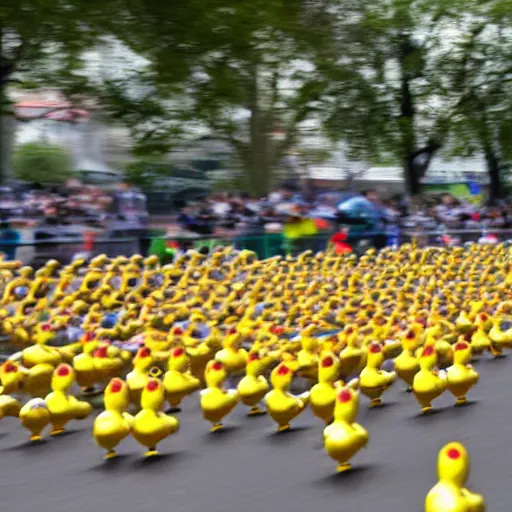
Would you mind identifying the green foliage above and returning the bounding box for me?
[3,0,512,198]
[89,0,331,196]
[123,159,171,188]
[12,143,73,184]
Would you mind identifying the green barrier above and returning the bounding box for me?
[148,232,333,262]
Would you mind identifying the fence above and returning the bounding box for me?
[1,228,512,266]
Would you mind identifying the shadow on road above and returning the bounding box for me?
[265,425,312,443]
[3,438,51,452]
[365,401,397,411]
[314,464,376,487]
[203,425,241,442]
[410,407,447,421]
[86,454,131,473]
[133,450,187,469]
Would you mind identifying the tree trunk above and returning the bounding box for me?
[246,62,272,197]
[483,143,501,201]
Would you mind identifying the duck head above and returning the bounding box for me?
[270,363,293,390]
[133,346,153,371]
[93,344,110,360]
[366,342,384,368]
[300,335,318,353]
[419,344,437,370]
[19,266,34,279]
[333,387,359,423]
[224,329,242,351]
[141,378,165,410]
[144,255,160,269]
[205,360,227,387]
[104,377,130,411]
[402,329,419,351]
[453,339,472,365]
[51,364,75,392]
[34,323,54,344]
[245,350,271,377]
[0,360,25,393]
[168,346,189,372]
[475,312,492,332]
[318,352,340,384]
[437,442,470,487]
[81,332,99,355]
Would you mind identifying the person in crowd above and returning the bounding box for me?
[0,219,21,260]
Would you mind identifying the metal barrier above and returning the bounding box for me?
[2,228,512,266]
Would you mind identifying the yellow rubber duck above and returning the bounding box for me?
[471,314,491,355]
[0,359,54,398]
[132,378,179,456]
[45,363,93,435]
[0,360,25,394]
[126,346,154,406]
[310,352,357,424]
[21,323,62,368]
[394,329,420,392]
[215,329,248,376]
[338,327,365,378]
[92,344,124,384]
[0,394,21,419]
[187,339,215,384]
[237,350,271,416]
[264,362,309,433]
[296,326,319,380]
[323,387,369,473]
[163,346,200,412]
[73,332,100,394]
[488,316,509,357]
[425,442,485,512]
[93,378,134,459]
[359,342,396,408]
[412,345,447,414]
[200,360,239,432]
[446,340,479,406]
[455,310,473,334]
[19,398,51,441]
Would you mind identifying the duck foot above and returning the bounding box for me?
[336,463,352,473]
[104,450,117,460]
[145,448,159,457]
[29,434,42,442]
[248,407,266,416]
[369,398,382,408]
[50,428,65,436]
[210,423,224,433]
[455,397,467,406]
[277,424,291,433]
[420,406,433,415]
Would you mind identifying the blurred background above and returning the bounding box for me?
[1,0,512,262]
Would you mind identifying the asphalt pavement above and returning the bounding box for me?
[0,355,510,512]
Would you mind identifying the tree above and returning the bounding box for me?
[12,142,73,184]
[0,0,128,182]
[306,0,475,195]
[431,1,512,200]
[98,0,328,196]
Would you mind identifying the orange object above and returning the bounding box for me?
[314,218,330,230]
[84,232,96,252]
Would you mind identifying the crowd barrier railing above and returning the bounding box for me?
[1,228,512,266]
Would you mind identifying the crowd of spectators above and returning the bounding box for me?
[0,179,138,227]
[173,185,512,241]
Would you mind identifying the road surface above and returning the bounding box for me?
[0,355,509,512]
